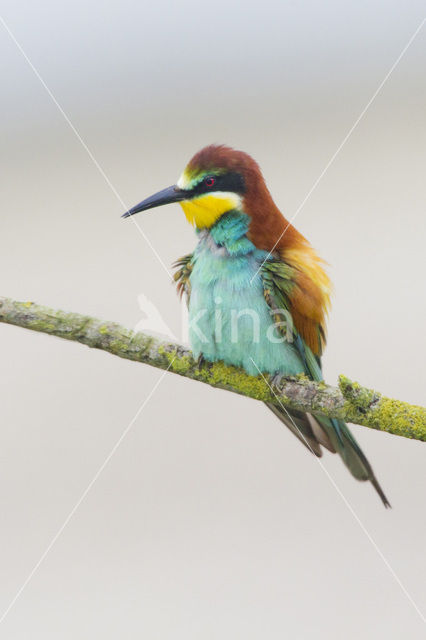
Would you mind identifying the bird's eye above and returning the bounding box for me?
[204,176,215,188]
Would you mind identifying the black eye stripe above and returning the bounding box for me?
[190,172,246,197]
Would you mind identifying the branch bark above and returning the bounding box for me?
[0,296,425,442]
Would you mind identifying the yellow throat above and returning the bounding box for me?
[179,192,243,229]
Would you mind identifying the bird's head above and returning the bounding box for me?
[123,144,268,229]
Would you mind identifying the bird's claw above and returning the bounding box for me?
[270,372,284,388]
[197,354,212,372]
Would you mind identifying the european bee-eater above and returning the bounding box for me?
[123,144,389,507]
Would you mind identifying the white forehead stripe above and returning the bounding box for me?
[177,172,191,189]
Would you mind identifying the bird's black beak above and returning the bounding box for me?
[122,184,187,218]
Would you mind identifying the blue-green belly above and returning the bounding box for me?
[188,240,305,377]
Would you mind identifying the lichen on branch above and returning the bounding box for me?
[0,296,425,442]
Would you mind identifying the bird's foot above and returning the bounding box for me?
[270,372,285,388]
[197,354,213,373]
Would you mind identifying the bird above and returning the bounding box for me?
[123,144,390,507]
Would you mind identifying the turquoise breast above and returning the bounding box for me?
[188,213,305,377]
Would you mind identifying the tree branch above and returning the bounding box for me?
[0,296,424,442]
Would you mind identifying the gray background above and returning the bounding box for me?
[0,1,425,638]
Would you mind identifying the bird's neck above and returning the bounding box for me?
[196,210,255,256]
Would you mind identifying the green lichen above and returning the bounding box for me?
[170,354,192,375]
[29,319,56,332]
[109,340,130,353]
[339,375,380,411]
[157,348,273,402]
[370,397,426,441]
[197,361,272,402]
[295,373,310,382]
[99,325,109,335]
[158,346,193,374]
[340,375,426,441]
[157,344,169,360]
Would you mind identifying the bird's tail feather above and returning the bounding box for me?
[266,403,390,508]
